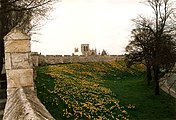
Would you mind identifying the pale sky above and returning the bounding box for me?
[31,0,149,55]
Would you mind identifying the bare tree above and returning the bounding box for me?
[126,26,176,85]
[126,28,154,85]
[127,0,176,95]
[0,0,59,74]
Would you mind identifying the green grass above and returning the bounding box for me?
[34,66,66,120]
[102,69,176,120]
[35,61,176,120]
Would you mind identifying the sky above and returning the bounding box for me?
[31,0,149,55]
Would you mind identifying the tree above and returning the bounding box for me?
[126,27,176,85]
[126,28,155,85]
[126,0,176,95]
[0,0,59,74]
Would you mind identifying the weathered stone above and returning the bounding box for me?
[7,87,35,97]
[32,53,124,66]
[4,28,55,120]
[31,55,39,67]
[4,28,30,41]
[6,69,34,88]
[5,40,30,53]
[11,53,32,69]
[5,53,11,70]
[3,88,55,120]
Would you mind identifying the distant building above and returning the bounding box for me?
[81,44,89,56]
[101,49,108,56]
[81,44,97,56]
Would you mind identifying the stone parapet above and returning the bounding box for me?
[159,71,176,98]
[4,28,34,96]
[3,88,54,120]
[32,53,124,66]
[3,28,54,120]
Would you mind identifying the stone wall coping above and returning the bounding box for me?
[4,28,30,41]
[3,87,55,120]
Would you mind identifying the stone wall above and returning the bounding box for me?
[159,67,176,98]
[31,53,124,66]
[3,28,54,120]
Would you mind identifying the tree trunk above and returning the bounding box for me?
[0,40,3,74]
[0,56,3,74]
[146,65,152,86]
[0,0,7,75]
[153,64,160,95]
[0,13,4,75]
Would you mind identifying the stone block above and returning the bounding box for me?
[5,53,12,70]
[6,87,35,97]
[11,53,32,69]
[31,56,39,67]
[6,69,34,88]
[5,40,30,53]
[4,88,54,120]
[4,28,30,41]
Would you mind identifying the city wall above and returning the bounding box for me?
[2,28,175,120]
[31,53,124,66]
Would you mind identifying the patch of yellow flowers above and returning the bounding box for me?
[45,62,135,119]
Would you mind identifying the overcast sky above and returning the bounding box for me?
[31,0,149,55]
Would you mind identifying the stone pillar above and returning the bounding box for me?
[4,28,34,96]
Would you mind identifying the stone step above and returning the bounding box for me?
[0,99,6,110]
[0,89,7,99]
[0,80,6,83]
[0,79,6,82]
[0,110,4,120]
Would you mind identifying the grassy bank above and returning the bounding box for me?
[35,61,176,120]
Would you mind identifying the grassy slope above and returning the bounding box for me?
[35,61,176,120]
[102,67,176,120]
